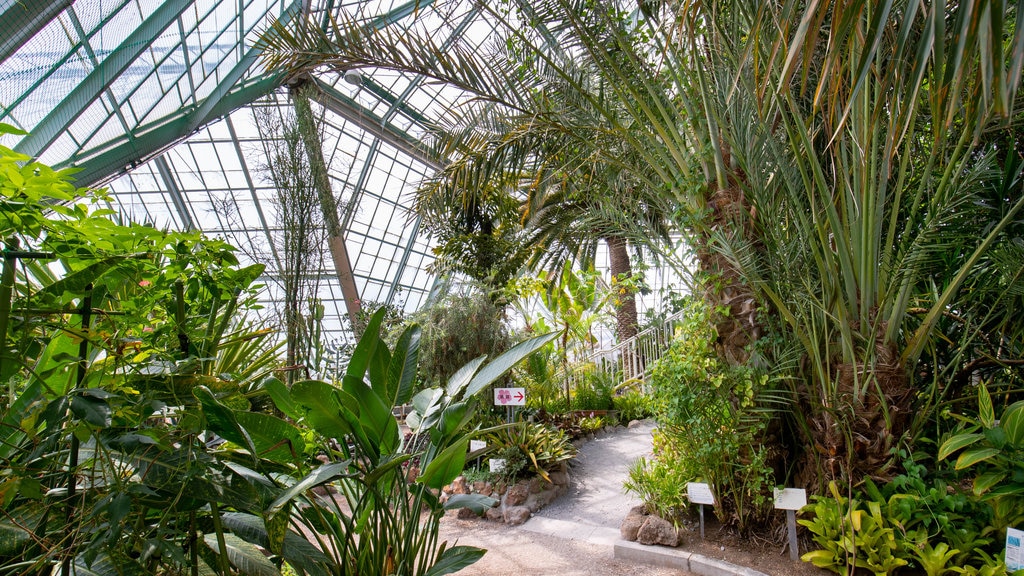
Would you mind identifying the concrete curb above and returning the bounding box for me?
[614,540,770,576]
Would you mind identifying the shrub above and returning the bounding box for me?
[612,389,653,421]
[626,299,777,533]
[571,372,614,411]
[485,423,576,482]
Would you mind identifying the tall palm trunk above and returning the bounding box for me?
[606,235,638,343]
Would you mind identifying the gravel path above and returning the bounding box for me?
[438,420,691,575]
[535,420,655,528]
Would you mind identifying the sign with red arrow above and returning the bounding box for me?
[494,387,526,406]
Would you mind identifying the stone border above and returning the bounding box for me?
[614,540,770,576]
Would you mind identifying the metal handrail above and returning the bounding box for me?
[559,310,686,392]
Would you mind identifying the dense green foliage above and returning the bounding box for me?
[0,134,558,575]
[626,299,777,533]
[407,286,511,391]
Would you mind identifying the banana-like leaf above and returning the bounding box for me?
[72,550,148,575]
[422,545,486,576]
[443,493,498,513]
[418,438,468,489]
[265,461,349,519]
[219,512,331,576]
[195,386,258,459]
[203,532,279,576]
[234,410,305,464]
[388,324,421,406]
[345,307,384,382]
[464,332,558,398]
[261,377,303,420]
[444,356,486,399]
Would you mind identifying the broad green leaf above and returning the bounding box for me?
[418,438,468,489]
[445,356,486,398]
[444,493,498,513]
[464,332,558,398]
[195,386,257,458]
[219,512,331,576]
[203,533,279,576]
[972,471,1007,495]
[72,551,148,576]
[0,519,31,557]
[979,383,995,428]
[342,374,398,461]
[955,447,1001,470]
[422,545,486,576]
[345,307,385,382]
[291,380,354,439]
[262,377,303,420]
[265,461,349,519]
[1000,400,1024,447]
[938,432,984,460]
[70,393,112,428]
[389,324,421,406]
[0,381,43,460]
[234,411,305,463]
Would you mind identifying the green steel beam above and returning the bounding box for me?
[154,156,196,231]
[311,78,443,171]
[56,0,305,188]
[188,0,302,131]
[0,0,73,64]
[14,1,190,158]
[59,72,285,188]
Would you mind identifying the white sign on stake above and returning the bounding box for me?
[686,482,715,505]
[469,440,487,452]
[494,387,526,406]
[489,458,506,473]
[1007,527,1024,571]
[773,488,808,510]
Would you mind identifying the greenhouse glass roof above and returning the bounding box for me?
[0,0,500,346]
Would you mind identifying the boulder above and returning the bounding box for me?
[485,507,504,522]
[505,482,530,506]
[637,515,682,547]
[528,477,545,494]
[451,476,470,495]
[525,487,560,512]
[473,481,493,496]
[503,505,532,526]
[620,506,647,541]
[457,507,478,520]
[548,470,570,486]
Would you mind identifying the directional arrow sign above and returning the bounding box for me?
[494,387,526,406]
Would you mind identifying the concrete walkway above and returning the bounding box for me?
[438,420,768,576]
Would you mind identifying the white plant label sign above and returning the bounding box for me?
[1007,527,1024,571]
[469,440,487,452]
[489,458,506,473]
[773,488,807,510]
[686,482,715,505]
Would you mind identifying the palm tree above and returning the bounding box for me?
[259,0,1024,485]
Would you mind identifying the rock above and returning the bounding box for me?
[457,507,478,520]
[503,505,532,526]
[478,482,493,497]
[627,419,642,428]
[485,507,504,522]
[620,507,646,541]
[451,476,470,495]
[405,466,419,483]
[637,516,682,547]
[548,470,570,486]
[505,482,530,506]
[528,477,545,494]
[526,487,560,512]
